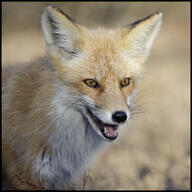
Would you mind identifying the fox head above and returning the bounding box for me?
[41,6,162,141]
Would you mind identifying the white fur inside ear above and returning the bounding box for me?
[41,6,82,57]
[125,12,162,60]
[41,7,54,45]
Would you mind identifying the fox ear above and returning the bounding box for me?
[121,12,162,62]
[41,6,83,59]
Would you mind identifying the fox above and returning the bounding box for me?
[2,5,162,190]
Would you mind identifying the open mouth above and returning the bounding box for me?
[86,108,118,141]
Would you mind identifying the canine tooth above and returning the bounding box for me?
[104,127,107,134]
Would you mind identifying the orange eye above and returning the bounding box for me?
[84,79,99,88]
[120,77,131,87]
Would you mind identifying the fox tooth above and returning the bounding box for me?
[104,127,107,134]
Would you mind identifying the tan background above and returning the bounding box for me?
[2,2,190,190]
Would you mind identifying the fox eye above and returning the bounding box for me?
[120,77,131,87]
[84,79,99,88]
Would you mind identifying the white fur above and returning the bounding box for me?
[32,84,105,189]
[125,12,162,62]
[41,6,82,60]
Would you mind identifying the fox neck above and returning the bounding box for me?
[37,83,105,188]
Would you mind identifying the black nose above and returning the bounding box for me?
[112,111,127,123]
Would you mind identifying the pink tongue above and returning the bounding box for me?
[105,126,117,137]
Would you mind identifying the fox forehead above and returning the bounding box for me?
[73,28,144,81]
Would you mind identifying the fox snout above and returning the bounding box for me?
[83,93,131,141]
[85,106,130,141]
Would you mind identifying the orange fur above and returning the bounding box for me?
[2,6,162,189]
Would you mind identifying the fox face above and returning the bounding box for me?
[41,6,162,141]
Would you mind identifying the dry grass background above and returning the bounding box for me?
[2,2,190,190]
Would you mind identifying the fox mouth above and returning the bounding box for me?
[86,108,118,141]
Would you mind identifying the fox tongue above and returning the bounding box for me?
[104,126,117,138]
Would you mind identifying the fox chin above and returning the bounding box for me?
[2,5,162,190]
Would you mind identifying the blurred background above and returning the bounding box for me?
[2,2,190,190]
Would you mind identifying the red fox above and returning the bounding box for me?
[2,6,162,190]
